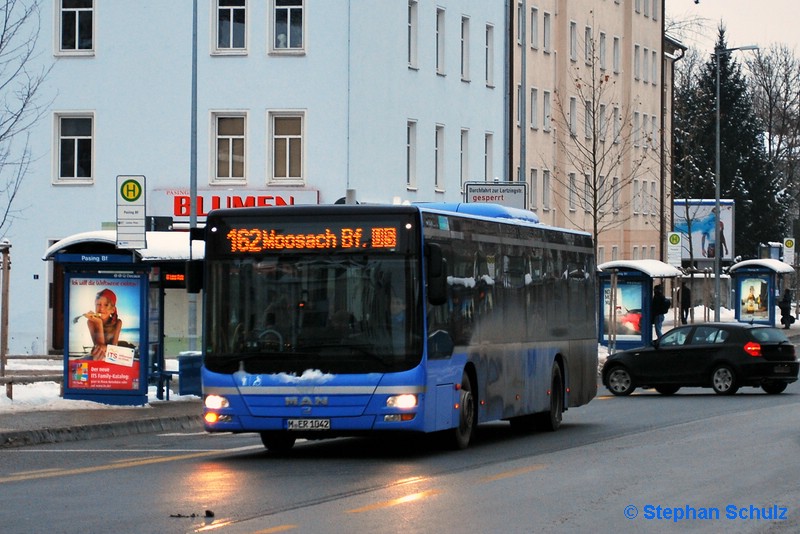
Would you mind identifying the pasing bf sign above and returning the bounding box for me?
[117,175,146,250]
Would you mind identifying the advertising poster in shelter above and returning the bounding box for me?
[66,274,143,391]
[673,199,734,261]
[738,276,769,320]
[602,280,644,342]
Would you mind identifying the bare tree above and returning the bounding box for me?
[747,45,800,223]
[0,0,50,236]
[545,16,658,256]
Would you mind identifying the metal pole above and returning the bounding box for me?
[714,48,721,322]
[0,245,10,377]
[188,0,198,352]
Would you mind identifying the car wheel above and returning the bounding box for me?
[711,365,739,395]
[655,385,680,395]
[533,365,564,431]
[606,366,635,396]
[762,381,788,395]
[260,432,296,453]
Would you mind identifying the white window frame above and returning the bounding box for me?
[583,173,592,212]
[652,50,658,85]
[612,176,620,212]
[568,172,577,211]
[650,181,657,217]
[530,7,539,49]
[584,26,592,65]
[408,1,419,68]
[54,112,94,184]
[643,47,649,83]
[212,112,247,184]
[569,21,577,62]
[543,12,551,53]
[584,99,592,139]
[599,32,606,70]
[613,105,620,143]
[652,0,659,21]
[436,8,446,75]
[57,0,94,56]
[269,111,305,185]
[543,90,551,132]
[485,24,495,86]
[434,124,445,191]
[633,179,640,213]
[530,168,538,209]
[270,0,305,54]
[407,120,418,189]
[460,16,470,81]
[633,111,640,147]
[484,132,494,180]
[214,0,247,55]
[634,44,641,80]
[613,36,620,73]
[542,169,551,210]
[569,96,577,137]
[460,128,469,189]
[599,103,607,141]
[530,87,539,129]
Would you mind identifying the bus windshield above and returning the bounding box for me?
[203,212,422,376]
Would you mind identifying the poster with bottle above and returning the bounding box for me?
[65,274,143,391]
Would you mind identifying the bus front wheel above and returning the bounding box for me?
[451,371,476,449]
[260,432,296,454]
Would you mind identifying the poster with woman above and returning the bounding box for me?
[66,274,143,391]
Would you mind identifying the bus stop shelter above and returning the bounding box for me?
[729,259,794,326]
[43,230,204,405]
[598,260,683,351]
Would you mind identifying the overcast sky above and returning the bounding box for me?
[666,0,799,54]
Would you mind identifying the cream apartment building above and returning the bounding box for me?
[511,0,677,263]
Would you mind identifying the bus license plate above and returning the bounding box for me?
[287,419,330,430]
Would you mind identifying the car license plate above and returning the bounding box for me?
[774,365,791,374]
[287,419,330,430]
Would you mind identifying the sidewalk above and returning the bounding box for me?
[0,398,203,448]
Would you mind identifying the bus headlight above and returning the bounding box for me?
[386,394,418,409]
[204,394,230,410]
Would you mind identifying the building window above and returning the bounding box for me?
[651,115,658,149]
[485,24,494,86]
[568,172,577,211]
[612,105,620,142]
[408,1,418,68]
[583,173,591,212]
[543,90,551,132]
[56,114,93,183]
[435,125,445,190]
[214,114,246,183]
[270,112,304,183]
[584,99,592,139]
[634,44,641,80]
[650,181,657,216]
[516,2,524,44]
[643,47,649,83]
[530,168,538,209]
[530,88,539,129]
[599,32,606,70]
[612,176,620,211]
[407,120,417,188]
[599,103,607,140]
[611,246,618,261]
[460,16,470,80]
[216,0,246,52]
[633,111,640,146]
[640,180,648,215]
[59,0,93,54]
[652,50,658,85]
[613,36,620,73]
[584,26,592,65]
[652,0,659,21]
[597,246,605,264]
[542,169,551,210]
[569,96,577,137]
[484,132,493,180]
[516,84,523,126]
[635,0,641,13]
[542,12,551,52]
[569,21,577,61]
[633,179,640,213]
[460,128,469,189]
[436,8,445,75]
[272,0,303,52]
[530,7,538,49]
[643,0,650,17]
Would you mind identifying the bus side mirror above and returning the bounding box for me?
[426,243,447,305]
[186,260,203,294]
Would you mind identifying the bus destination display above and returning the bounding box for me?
[225,225,398,252]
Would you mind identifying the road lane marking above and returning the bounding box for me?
[479,463,547,482]
[346,489,441,514]
[0,444,263,484]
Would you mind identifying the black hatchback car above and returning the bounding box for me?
[602,323,798,396]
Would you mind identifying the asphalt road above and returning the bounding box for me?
[2,382,799,534]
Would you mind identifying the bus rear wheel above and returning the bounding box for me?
[534,365,563,432]
[260,432,296,453]
[450,371,475,449]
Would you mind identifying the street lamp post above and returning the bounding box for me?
[714,44,758,322]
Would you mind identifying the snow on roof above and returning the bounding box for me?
[729,258,794,274]
[597,259,683,278]
[42,230,204,262]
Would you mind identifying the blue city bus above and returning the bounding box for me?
[200,203,597,451]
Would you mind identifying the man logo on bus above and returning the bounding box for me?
[285,396,329,407]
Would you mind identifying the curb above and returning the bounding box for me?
[0,414,204,449]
